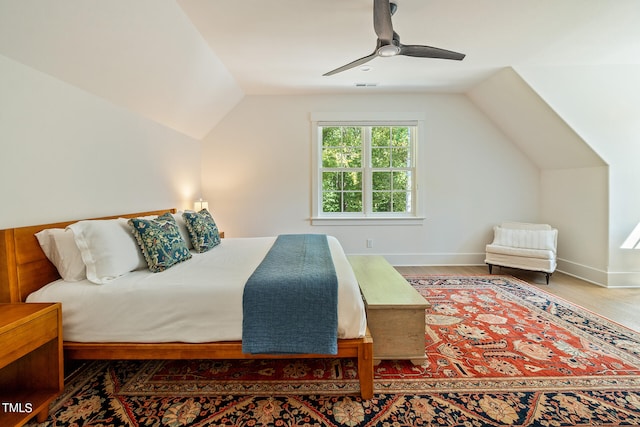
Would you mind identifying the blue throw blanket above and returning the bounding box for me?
[242,234,338,355]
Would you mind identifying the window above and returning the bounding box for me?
[311,113,425,225]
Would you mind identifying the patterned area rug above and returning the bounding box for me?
[28,276,640,426]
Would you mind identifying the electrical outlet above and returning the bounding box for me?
[366,239,373,248]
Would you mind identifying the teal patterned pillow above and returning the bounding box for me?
[128,213,192,272]
[182,209,221,253]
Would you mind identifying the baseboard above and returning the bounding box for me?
[349,252,487,267]
[555,259,640,288]
[347,253,640,288]
[605,270,640,288]
[555,258,609,287]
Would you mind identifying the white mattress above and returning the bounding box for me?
[27,236,367,343]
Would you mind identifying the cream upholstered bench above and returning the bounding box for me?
[485,222,558,284]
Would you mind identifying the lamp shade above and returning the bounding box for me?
[194,199,209,211]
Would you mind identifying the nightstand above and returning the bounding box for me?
[0,303,63,426]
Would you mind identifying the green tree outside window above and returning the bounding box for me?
[320,125,414,214]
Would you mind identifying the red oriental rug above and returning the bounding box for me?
[27,276,640,426]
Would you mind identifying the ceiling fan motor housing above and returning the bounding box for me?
[377,43,401,57]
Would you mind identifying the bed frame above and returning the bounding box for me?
[0,209,374,399]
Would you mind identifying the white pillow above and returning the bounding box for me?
[35,228,87,282]
[67,218,147,284]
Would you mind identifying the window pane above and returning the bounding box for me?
[322,127,342,147]
[392,171,411,191]
[372,171,391,190]
[372,126,390,146]
[372,192,391,212]
[343,171,362,191]
[322,192,341,212]
[392,127,410,147]
[322,171,340,191]
[343,127,362,146]
[343,146,362,168]
[372,147,390,168]
[392,191,411,212]
[391,147,410,167]
[322,148,340,168]
[344,192,363,212]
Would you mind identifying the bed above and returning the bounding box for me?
[0,209,374,399]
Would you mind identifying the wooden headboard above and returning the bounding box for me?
[0,209,175,303]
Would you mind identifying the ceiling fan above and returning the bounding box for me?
[323,0,465,76]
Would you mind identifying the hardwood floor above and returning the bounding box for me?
[394,265,640,333]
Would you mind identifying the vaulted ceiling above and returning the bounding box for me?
[0,0,638,154]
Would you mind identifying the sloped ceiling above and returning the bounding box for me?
[467,68,606,170]
[0,0,243,139]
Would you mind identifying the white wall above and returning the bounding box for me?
[541,167,609,285]
[201,93,540,264]
[520,64,640,286]
[0,54,202,228]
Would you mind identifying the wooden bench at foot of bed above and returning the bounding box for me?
[349,255,430,366]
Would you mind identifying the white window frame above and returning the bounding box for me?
[310,112,426,226]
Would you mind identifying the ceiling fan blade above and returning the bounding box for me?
[323,51,377,76]
[373,0,394,44]
[399,44,465,61]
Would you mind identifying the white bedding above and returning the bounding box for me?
[27,236,367,343]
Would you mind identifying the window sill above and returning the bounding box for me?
[310,216,425,226]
